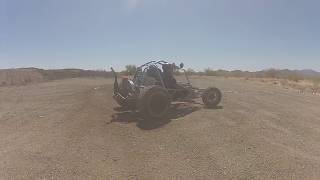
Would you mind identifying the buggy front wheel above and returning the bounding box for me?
[138,86,171,120]
[202,87,222,108]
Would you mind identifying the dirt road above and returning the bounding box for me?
[1,77,320,179]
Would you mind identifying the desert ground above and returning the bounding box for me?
[1,76,320,179]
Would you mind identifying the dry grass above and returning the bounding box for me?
[0,68,45,86]
[0,68,111,86]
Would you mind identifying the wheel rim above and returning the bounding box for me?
[206,90,217,104]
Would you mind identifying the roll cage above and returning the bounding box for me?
[132,60,190,88]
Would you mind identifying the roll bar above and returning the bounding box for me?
[139,60,169,68]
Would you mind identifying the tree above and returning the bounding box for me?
[124,65,137,76]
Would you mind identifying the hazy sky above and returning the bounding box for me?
[1,0,319,71]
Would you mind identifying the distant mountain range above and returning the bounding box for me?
[294,69,320,77]
[266,69,320,78]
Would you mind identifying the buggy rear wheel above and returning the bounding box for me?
[138,86,171,120]
[202,87,222,108]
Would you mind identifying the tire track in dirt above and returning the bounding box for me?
[2,77,320,179]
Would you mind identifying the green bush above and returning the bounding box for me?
[123,65,137,76]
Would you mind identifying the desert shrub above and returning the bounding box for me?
[230,70,245,77]
[204,68,217,76]
[262,69,305,82]
[264,69,277,78]
[181,66,318,83]
[215,69,230,77]
[287,73,303,82]
[124,65,137,76]
[185,68,196,75]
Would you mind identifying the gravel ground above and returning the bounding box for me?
[1,77,320,179]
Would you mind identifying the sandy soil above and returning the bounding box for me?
[1,77,320,179]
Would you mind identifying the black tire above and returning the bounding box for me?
[138,86,171,120]
[202,87,222,108]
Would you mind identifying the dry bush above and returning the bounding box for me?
[185,68,196,75]
[312,78,320,93]
[0,68,44,86]
[204,68,217,76]
[0,68,112,87]
[123,65,137,76]
[41,69,111,80]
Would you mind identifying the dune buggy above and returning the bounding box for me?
[111,60,222,119]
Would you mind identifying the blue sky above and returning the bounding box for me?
[0,0,319,71]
